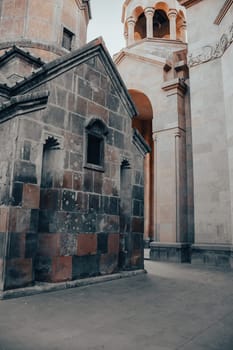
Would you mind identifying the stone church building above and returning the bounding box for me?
[0,0,149,291]
[115,0,233,267]
[0,0,233,292]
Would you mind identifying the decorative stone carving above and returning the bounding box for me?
[188,23,233,67]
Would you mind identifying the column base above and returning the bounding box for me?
[144,238,152,248]
[191,244,233,268]
[149,242,191,263]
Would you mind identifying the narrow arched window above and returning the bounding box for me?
[85,119,108,171]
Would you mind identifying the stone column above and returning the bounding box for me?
[126,17,136,46]
[144,7,155,39]
[152,133,158,242]
[179,21,187,42]
[168,9,178,40]
[175,131,181,242]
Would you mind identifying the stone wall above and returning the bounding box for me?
[0,49,145,290]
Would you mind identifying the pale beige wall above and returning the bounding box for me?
[186,0,233,244]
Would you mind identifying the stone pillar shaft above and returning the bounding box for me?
[145,7,155,39]
[127,17,136,46]
[168,9,178,40]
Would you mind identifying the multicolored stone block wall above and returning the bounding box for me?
[0,54,145,290]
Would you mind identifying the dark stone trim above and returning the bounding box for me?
[191,244,233,268]
[132,128,151,156]
[0,91,49,124]
[150,242,191,263]
[0,45,45,68]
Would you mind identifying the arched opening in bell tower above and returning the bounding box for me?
[129,89,154,246]
[153,10,169,38]
[134,6,146,41]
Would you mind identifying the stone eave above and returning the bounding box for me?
[0,45,45,68]
[132,128,151,157]
[178,0,203,8]
[5,37,137,119]
[0,90,49,124]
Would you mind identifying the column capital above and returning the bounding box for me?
[168,8,178,18]
[144,7,155,17]
[126,16,136,25]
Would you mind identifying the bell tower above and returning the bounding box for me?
[0,0,91,62]
[115,0,193,262]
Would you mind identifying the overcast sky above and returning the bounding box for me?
[87,0,125,56]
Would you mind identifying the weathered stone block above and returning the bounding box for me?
[0,207,9,232]
[72,254,100,279]
[8,208,31,233]
[76,192,88,211]
[63,171,73,189]
[8,232,25,258]
[70,152,83,172]
[83,170,94,192]
[93,172,103,194]
[12,182,23,206]
[89,194,100,213]
[109,112,123,131]
[40,189,61,211]
[43,105,65,129]
[77,233,97,256]
[109,196,119,215]
[25,233,38,258]
[97,233,108,254]
[87,101,108,122]
[13,160,37,184]
[5,258,33,289]
[60,233,77,256]
[51,256,72,282]
[62,190,76,211]
[84,66,100,88]
[132,185,144,201]
[73,172,82,191]
[93,88,106,106]
[0,233,6,257]
[78,78,92,99]
[108,233,119,254]
[22,183,40,209]
[106,93,120,112]
[35,256,52,282]
[38,233,60,257]
[69,113,85,135]
[114,130,124,149]
[132,217,144,233]
[38,210,56,233]
[99,253,118,275]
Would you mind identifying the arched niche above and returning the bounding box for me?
[153,9,169,38]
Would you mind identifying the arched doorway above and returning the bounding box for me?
[129,90,154,246]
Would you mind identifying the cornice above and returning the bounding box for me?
[188,22,233,67]
[162,78,187,95]
[132,128,151,156]
[214,0,233,25]
[0,91,49,124]
[178,0,203,8]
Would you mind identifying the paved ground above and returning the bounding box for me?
[0,260,233,350]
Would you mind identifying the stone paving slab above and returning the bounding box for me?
[0,261,232,350]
